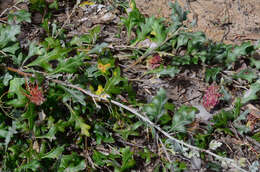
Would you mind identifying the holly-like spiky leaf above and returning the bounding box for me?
[27,47,71,72]
[143,88,168,122]
[0,24,20,48]
[7,78,27,108]
[170,106,197,132]
[233,69,257,83]
[242,80,260,104]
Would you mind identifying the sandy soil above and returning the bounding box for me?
[136,0,260,44]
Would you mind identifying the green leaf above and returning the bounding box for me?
[0,24,20,48]
[5,121,17,151]
[113,121,142,140]
[3,73,13,86]
[92,150,108,166]
[226,42,253,65]
[64,160,86,172]
[60,86,86,106]
[52,53,85,74]
[89,25,101,43]
[8,10,31,24]
[2,42,19,54]
[250,58,260,69]
[0,129,8,138]
[36,125,57,141]
[213,110,235,128]
[28,41,45,58]
[169,1,187,25]
[67,105,91,137]
[49,0,58,9]
[143,88,168,122]
[88,43,108,54]
[70,25,101,46]
[58,153,82,171]
[27,47,71,72]
[219,86,232,102]
[42,145,64,159]
[170,105,197,132]
[233,69,257,83]
[147,66,180,77]
[19,160,40,171]
[70,35,91,46]
[205,67,221,83]
[252,132,260,142]
[104,67,127,94]
[121,2,144,39]
[135,17,155,43]
[241,80,260,104]
[120,147,136,171]
[7,78,27,108]
[94,123,115,144]
[176,33,189,49]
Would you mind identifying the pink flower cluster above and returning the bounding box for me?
[203,85,221,111]
[148,54,161,69]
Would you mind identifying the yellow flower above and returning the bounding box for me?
[95,85,110,100]
[95,85,104,95]
[79,1,95,7]
[98,63,111,73]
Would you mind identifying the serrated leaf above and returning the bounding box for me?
[135,17,155,44]
[250,58,260,69]
[121,2,144,39]
[7,78,27,108]
[209,140,222,150]
[2,42,19,54]
[104,67,127,94]
[219,86,232,102]
[147,66,180,77]
[89,25,101,43]
[52,53,84,74]
[0,129,8,138]
[3,73,13,86]
[19,160,40,171]
[88,42,108,54]
[143,88,168,122]
[70,25,101,46]
[170,105,197,132]
[28,41,45,57]
[8,10,31,24]
[67,104,91,137]
[205,67,221,83]
[226,42,253,65]
[64,160,86,172]
[42,145,64,159]
[0,24,20,48]
[36,125,57,141]
[242,80,260,104]
[60,86,86,106]
[169,1,187,25]
[233,69,257,83]
[27,47,71,72]
[4,121,17,151]
[121,147,136,171]
[176,33,189,49]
